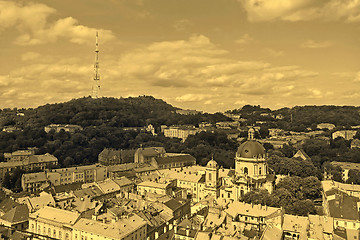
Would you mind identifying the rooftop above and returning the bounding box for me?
[327,191,360,220]
[331,161,360,171]
[260,224,283,240]
[0,204,29,224]
[322,180,360,194]
[137,180,171,189]
[17,191,55,212]
[282,214,308,240]
[225,201,281,218]
[136,147,165,157]
[30,206,80,225]
[73,214,146,239]
[158,168,205,183]
[50,164,105,173]
[22,172,47,184]
[113,176,133,187]
[96,179,121,194]
[155,154,196,165]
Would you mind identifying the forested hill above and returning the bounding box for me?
[228,105,360,131]
[2,96,230,128]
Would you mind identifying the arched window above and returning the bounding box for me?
[208,173,212,181]
[259,167,262,175]
[244,167,248,175]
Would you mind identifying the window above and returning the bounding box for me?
[208,173,212,181]
[48,228,51,236]
[54,229,56,237]
[244,167,248,175]
[59,231,62,239]
[259,167,262,175]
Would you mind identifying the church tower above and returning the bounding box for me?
[205,157,220,198]
[235,128,267,179]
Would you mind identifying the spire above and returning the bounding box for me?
[248,127,255,140]
[92,31,100,98]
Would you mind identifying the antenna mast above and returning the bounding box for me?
[92,32,100,98]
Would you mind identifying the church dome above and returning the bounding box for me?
[236,140,266,159]
[206,159,218,168]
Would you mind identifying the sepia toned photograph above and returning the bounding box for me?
[0,0,359,239]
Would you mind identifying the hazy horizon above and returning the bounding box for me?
[1,0,360,113]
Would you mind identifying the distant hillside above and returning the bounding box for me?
[228,105,360,131]
[0,96,232,167]
[1,96,230,129]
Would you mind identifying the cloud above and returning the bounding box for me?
[175,94,211,102]
[0,1,115,45]
[239,0,315,22]
[300,40,333,48]
[173,19,192,32]
[0,33,321,111]
[240,0,360,22]
[354,72,360,82]
[263,48,284,57]
[21,52,41,61]
[235,34,253,44]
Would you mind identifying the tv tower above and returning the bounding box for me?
[92,31,100,98]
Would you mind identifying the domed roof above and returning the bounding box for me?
[236,140,266,159]
[206,159,218,168]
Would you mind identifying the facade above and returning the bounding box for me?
[44,124,83,133]
[225,201,282,232]
[232,128,274,199]
[21,172,49,192]
[96,177,134,198]
[332,130,357,140]
[351,139,360,149]
[134,147,165,164]
[28,206,81,240]
[329,161,360,182]
[322,181,360,231]
[204,159,220,199]
[162,125,200,142]
[98,148,135,166]
[317,123,336,130]
[157,129,274,202]
[137,180,175,196]
[47,164,107,186]
[158,167,206,202]
[0,152,58,181]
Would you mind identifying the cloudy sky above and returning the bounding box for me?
[0,0,360,112]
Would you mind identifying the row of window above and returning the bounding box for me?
[33,224,69,239]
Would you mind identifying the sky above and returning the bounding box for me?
[0,0,360,113]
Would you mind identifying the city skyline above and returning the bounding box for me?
[0,0,360,113]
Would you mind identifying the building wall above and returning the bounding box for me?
[29,218,73,240]
[72,224,147,240]
[235,158,267,179]
[137,184,171,196]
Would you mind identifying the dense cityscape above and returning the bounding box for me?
[1,0,360,239]
[0,98,358,239]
